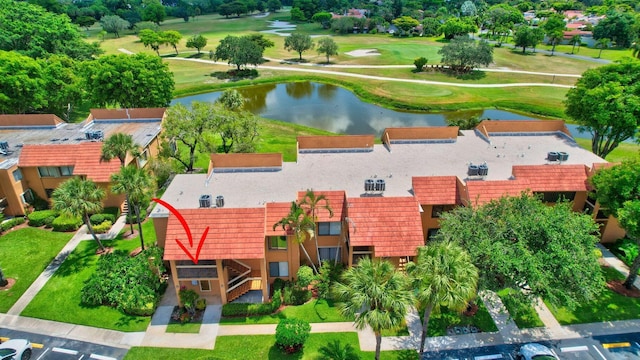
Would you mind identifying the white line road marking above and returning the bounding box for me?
[475,355,504,360]
[52,347,79,355]
[79,355,85,360]
[90,354,118,360]
[36,348,50,360]
[562,346,589,352]
[593,345,607,360]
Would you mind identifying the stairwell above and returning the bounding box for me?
[225,260,262,303]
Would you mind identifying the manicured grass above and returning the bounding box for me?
[381,318,410,337]
[546,266,640,325]
[123,332,420,360]
[165,321,201,333]
[425,298,498,337]
[0,228,73,313]
[20,221,158,332]
[220,299,350,324]
[574,138,640,162]
[497,288,544,329]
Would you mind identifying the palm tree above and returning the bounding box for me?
[111,166,155,250]
[334,258,412,360]
[0,267,8,287]
[570,34,582,54]
[596,38,610,58]
[300,190,333,268]
[318,340,360,360]
[101,133,141,235]
[631,42,640,59]
[52,177,106,251]
[408,241,478,355]
[273,201,319,273]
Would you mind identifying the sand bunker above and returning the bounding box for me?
[345,49,381,57]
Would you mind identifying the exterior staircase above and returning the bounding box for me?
[398,257,409,273]
[225,260,262,303]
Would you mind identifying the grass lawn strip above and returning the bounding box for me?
[425,298,498,337]
[165,321,201,333]
[497,288,544,329]
[546,266,640,325]
[220,298,350,324]
[20,221,158,332]
[123,332,419,360]
[0,228,73,313]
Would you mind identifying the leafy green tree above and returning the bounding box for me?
[160,102,218,173]
[214,104,259,153]
[40,55,83,120]
[460,1,477,16]
[513,25,544,53]
[245,33,275,51]
[111,166,155,250]
[438,36,493,73]
[331,17,355,34]
[284,33,314,61]
[273,201,318,273]
[438,194,604,309]
[564,59,640,158]
[82,53,174,108]
[267,0,281,12]
[421,17,442,37]
[52,178,107,251]
[334,258,412,360]
[414,56,428,71]
[100,15,130,38]
[0,51,46,114]
[590,161,640,288]
[441,17,478,39]
[316,37,338,63]
[393,16,420,35]
[217,89,245,111]
[142,0,166,25]
[318,340,360,360]
[483,4,524,36]
[0,0,101,60]
[547,30,564,56]
[595,37,610,58]
[570,34,582,54]
[186,34,208,54]
[542,13,567,37]
[593,10,635,48]
[409,241,478,355]
[300,190,333,267]
[162,30,182,54]
[312,11,333,29]
[290,7,306,22]
[76,15,97,30]
[138,29,164,55]
[214,35,263,70]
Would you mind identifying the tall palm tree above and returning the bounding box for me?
[334,258,412,360]
[101,133,141,235]
[570,34,582,54]
[273,201,319,273]
[408,241,478,355]
[596,38,610,58]
[300,190,333,268]
[53,177,106,251]
[111,166,155,250]
[318,340,360,360]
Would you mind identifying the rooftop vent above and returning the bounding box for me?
[216,195,225,208]
[375,179,386,192]
[467,164,479,176]
[199,194,212,208]
[85,130,104,141]
[0,141,8,151]
[558,152,569,162]
[364,179,375,192]
[547,151,559,162]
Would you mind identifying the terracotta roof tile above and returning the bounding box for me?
[466,180,532,206]
[163,208,266,261]
[512,164,589,192]
[18,143,120,182]
[297,190,345,221]
[347,197,423,257]
[266,202,294,236]
[0,114,64,128]
[412,176,459,205]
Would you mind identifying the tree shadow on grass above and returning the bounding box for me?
[268,344,303,360]
[209,70,259,81]
[53,248,94,277]
[456,71,486,80]
[115,313,149,328]
[509,49,538,56]
[396,350,420,360]
[188,53,205,59]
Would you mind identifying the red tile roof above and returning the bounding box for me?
[512,164,589,192]
[0,114,64,128]
[347,197,423,257]
[18,143,120,182]
[266,202,294,236]
[297,190,345,222]
[163,208,266,261]
[466,180,532,206]
[412,176,459,205]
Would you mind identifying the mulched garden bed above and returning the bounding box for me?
[170,306,205,324]
[606,280,640,298]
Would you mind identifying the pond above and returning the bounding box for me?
[172,82,589,139]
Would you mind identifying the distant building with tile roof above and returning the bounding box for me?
[0,109,165,216]
[152,120,625,306]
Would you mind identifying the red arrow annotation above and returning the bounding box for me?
[152,198,209,264]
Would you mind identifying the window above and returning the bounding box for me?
[431,205,453,218]
[318,222,341,236]
[45,189,55,199]
[269,236,287,250]
[137,148,149,167]
[269,262,289,277]
[319,247,340,262]
[20,189,34,204]
[535,191,576,203]
[12,169,22,182]
[426,228,440,241]
[200,280,211,291]
[38,166,73,178]
[60,166,73,176]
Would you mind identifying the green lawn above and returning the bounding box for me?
[124,332,419,360]
[220,299,350,324]
[574,138,640,162]
[497,288,544,329]
[421,298,498,337]
[0,228,73,313]
[166,321,201,333]
[20,221,158,332]
[546,266,640,325]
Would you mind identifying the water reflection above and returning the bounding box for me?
[171,82,590,139]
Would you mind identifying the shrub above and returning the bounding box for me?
[92,220,113,234]
[414,57,428,72]
[196,298,207,311]
[127,208,147,224]
[28,210,58,227]
[283,282,311,305]
[611,237,638,266]
[0,217,25,232]
[180,289,199,314]
[30,193,50,211]
[296,265,314,288]
[273,278,286,292]
[103,206,121,219]
[51,215,82,232]
[317,261,345,300]
[271,289,282,310]
[89,213,116,225]
[275,318,311,354]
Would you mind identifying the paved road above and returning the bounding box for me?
[422,332,640,360]
[0,328,128,360]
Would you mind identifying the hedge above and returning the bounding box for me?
[51,215,82,232]
[90,213,116,225]
[92,220,113,234]
[0,217,25,232]
[221,289,281,317]
[28,210,58,227]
